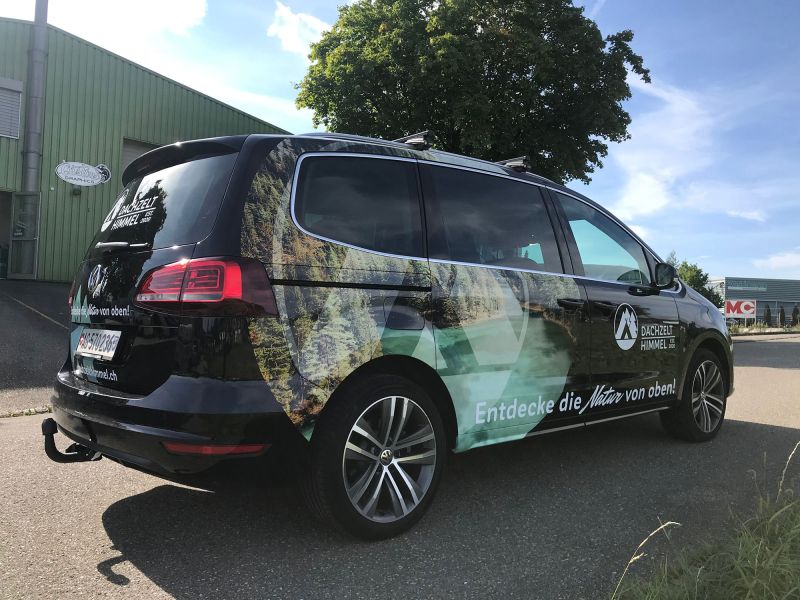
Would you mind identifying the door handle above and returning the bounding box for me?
[557,298,586,310]
[592,300,617,315]
[628,285,655,296]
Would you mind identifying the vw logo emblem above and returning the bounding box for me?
[379,448,394,465]
[87,264,108,298]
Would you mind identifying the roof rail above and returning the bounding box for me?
[393,130,435,150]
[496,156,531,172]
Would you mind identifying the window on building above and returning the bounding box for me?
[556,192,651,285]
[294,155,424,257]
[421,164,563,273]
[0,78,22,139]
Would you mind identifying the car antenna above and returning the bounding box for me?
[496,156,531,172]
[393,130,435,150]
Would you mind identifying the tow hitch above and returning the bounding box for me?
[42,418,102,463]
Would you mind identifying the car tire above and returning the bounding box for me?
[302,373,446,540]
[661,349,727,442]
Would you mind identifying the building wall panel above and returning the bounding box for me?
[0,20,30,192]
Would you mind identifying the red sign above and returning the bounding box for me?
[725,299,757,318]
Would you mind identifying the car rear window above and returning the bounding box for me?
[293,155,424,258]
[92,152,237,250]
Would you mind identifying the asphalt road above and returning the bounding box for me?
[0,284,798,599]
[0,280,68,415]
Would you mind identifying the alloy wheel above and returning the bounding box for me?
[342,395,437,523]
[691,360,725,433]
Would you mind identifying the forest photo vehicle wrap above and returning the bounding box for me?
[47,133,733,538]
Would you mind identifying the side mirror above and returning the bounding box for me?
[654,262,677,289]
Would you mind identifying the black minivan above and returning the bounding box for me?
[45,133,733,539]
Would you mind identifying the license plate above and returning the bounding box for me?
[76,329,121,360]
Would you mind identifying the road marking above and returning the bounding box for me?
[2,293,68,330]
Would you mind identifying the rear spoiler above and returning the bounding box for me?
[122,136,248,186]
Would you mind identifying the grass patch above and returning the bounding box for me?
[614,443,800,600]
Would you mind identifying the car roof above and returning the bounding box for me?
[269,131,564,185]
[280,133,664,263]
[124,132,663,263]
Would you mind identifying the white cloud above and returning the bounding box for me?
[725,209,766,222]
[586,0,608,19]
[0,0,318,133]
[211,86,315,134]
[0,1,34,20]
[607,77,715,221]
[266,1,330,58]
[683,178,798,223]
[753,252,800,275]
[2,0,207,65]
[50,0,207,38]
[590,75,798,232]
[613,173,671,222]
[628,224,651,241]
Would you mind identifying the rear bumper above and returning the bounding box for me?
[50,368,307,475]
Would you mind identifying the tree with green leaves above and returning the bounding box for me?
[779,305,786,327]
[764,304,772,326]
[297,0,650,183]
[792,305,799,326]
[665,252,723,308]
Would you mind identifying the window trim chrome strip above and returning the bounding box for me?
[525,422,585,437]
[288,151,682,294]
[584,406,669,426]
[428,257,684,293]
[524,406,669,438]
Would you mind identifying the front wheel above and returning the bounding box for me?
[303,374,446,539]
[661,349,727,442]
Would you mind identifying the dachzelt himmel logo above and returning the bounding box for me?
[614,303,638,350]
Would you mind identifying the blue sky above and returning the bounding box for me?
[3,0,799,278]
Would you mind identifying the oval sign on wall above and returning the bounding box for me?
[55,162,111,186]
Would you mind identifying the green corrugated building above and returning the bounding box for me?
[0,15,286,282]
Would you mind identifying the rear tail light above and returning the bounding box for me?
[135,257,277,316]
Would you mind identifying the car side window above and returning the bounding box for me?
[421,164,562,273]
[556,193,651,285]
[294,155,423,257]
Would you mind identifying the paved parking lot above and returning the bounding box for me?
[0,283,798,599]
[0,280,68,416]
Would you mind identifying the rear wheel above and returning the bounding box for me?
[303,374,446,539]
[661,349,727,441]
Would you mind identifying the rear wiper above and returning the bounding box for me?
[95,241,151,252]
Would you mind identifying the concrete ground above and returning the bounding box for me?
[0,283,799,599]
[0,280,68,416]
